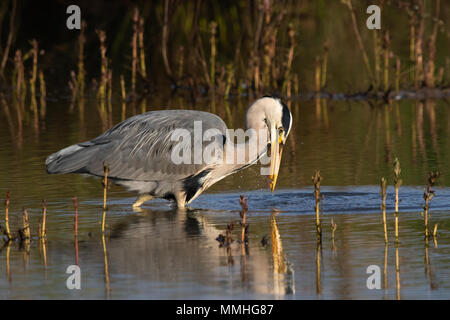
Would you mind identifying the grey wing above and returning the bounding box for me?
[45,110,228,182]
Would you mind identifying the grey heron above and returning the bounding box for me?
[45,96,292,208]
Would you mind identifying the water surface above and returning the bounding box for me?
[0,97,449,299]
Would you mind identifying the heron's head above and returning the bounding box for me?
[245,96,293,192]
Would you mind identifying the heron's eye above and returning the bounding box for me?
[278,127,284,134]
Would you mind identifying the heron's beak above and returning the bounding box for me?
[269,129,284,192]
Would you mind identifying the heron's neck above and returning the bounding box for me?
[225,122,267,170]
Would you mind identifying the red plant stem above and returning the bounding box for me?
[73,197,78,237]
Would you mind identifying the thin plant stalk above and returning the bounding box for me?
[409,15,415,83]
[210,21,217,93]
[393,158,402,242]
[14,50,26,114]
[41,200,47,238]
[69,70,78,112]
[39,70,46,118]
[316,239,322,295]
[282,23,295,94]
[312,171,322,239]
[415,1,425,88]
[239,195,248,244]
[383,31,390,92]
[6,241,11,282]
[423,172,440,238]
[42,235,48,276]
[5,191,12,240]
[331,218,337,243]
[138,17,147,78]
[73,197,78,237]
[383,243,388,290]
[380,177,388,243]
[120,75,127,121]
[437,67,444,86]
[23,208,31,239]
[102,234,110,298]
[343,0,374,84]
[102,163,109,233]
[433,223,438,239]
[425,0,440,88]
[320,42,328,89]
[395,57,400,94]
[314,56,320,93]
[374,30,381,89]
[96,30,108,116]
[107,70,112,126]
[162,0,173,80]
[177,46,184,81]
[0,0,16,77]
[77,21,86,100]
[131,8,138,97]
[29,39,39,130]
[224,64,234,98]
[395,245,400,300]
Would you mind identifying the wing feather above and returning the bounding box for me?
[46,110,227,182]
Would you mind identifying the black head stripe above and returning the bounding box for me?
[262,94,282,100]
[280,100,292,136]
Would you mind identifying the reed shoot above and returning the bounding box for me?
[102,233,111,298]
[314,56,320,93]
[41,199,47,239]
[22,207,31,240]
[138,17,147,79]
[225,221,233,248]
[282,23,295,95]
[312,171,322,239]
[433,223,438,239]
[383,31,390,92]
[331,218,337,241]
[374,30,381,89]
[131,8,138,97]
[29,39,39,129]
[395,245,401,300]
[343,0,374,85]
[393,158,402,242]
[73,197,78,237]
[97,30,108,113]
[120,74,127,121]
[102,163,110,233]
[380,177,388,243]
[414,1,425,88]
[224,64,234,98]
[321,42,328,89]
[423,171,440,239]
[239,195,248,244]
[395,57,400,94]
[4,191,12,240]
[77,21,86,100]
[0,0,16,77]
[210,21,217,93]
[39,70,46,118]
[14,49,25,112]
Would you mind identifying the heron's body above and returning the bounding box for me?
[46,97,292,208]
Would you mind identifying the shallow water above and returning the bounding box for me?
[0,97,449,299]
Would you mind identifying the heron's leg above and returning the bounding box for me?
[174,192,186,209]
[132,194,154,208]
